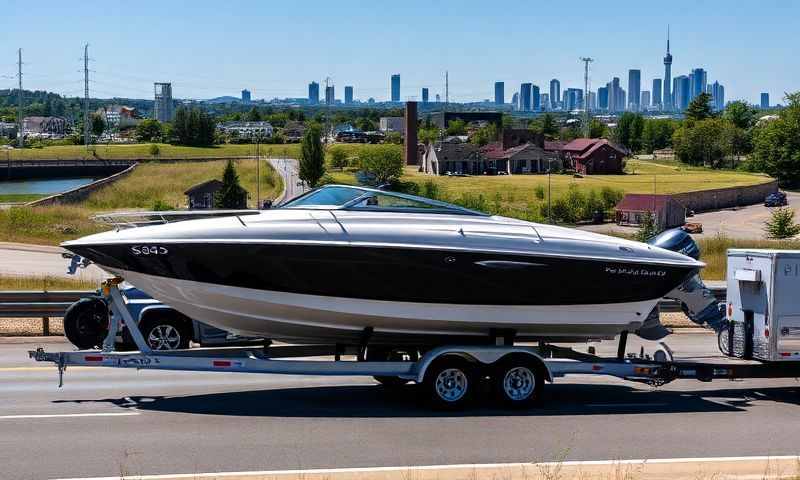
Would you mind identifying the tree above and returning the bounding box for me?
[148,143,160,159]
[614,112,643,151]
[355,117,376,132]
[418,126,441,145]
[641,119,676,153]
[246,107,262,122]
[470,122,497,146]
[299,124,325,188]
[384,131,403,144]
[764,207,800,239]
[135,119,163,142]
[750,92,800,185]
[672,118,727,167]
[685,92,714,121]
[446,119,467,136]
[91,114,106,137]
[328,146,349,170]
[358,145,403,185]
[723,101,757,129]
[172,106,215,146]
[540,113,558,138]
[214,160,248,209]
[634,210,659,242]
[588,119,607,139]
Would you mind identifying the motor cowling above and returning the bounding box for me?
[647,228,700,260]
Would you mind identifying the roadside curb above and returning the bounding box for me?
[0,336,67,344]
[53,456,800,480]
[0,242,64,254]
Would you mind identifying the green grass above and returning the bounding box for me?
[0,193,46,202]
[698,236,800,280]
[0,274,97,291]
[0,159,283,245]
[6,142,400,161]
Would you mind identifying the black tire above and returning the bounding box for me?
[63,297,109,350]
[367,346,418,388]
[422,356,475,410]
[492,356,545,408]
[138,314,192,351]
[718,323,731,356]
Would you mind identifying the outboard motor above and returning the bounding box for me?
[647,228,726,332]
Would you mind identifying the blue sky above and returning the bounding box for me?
[3,0,797,104]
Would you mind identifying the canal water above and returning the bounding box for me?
[0,178,95,195]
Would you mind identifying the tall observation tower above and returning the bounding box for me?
[663,26,673,112]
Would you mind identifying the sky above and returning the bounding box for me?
[3,0,798,105]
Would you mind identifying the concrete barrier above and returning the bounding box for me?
[26,163,138,206]
[0,159,134,180]
[672,179,778,212]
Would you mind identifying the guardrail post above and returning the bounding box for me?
[42,316,50,336]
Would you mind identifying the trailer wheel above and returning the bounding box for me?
[367,347,418,388]
[423,356,475,410]
[139,315,191,350]
[63,297,109,350]
[493,356,544,408]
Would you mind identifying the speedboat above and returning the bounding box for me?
[62,185,703,345]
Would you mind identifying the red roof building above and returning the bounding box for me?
[562,138,626,174]
[615,194,686,229]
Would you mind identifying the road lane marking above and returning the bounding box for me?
[50,455,800,480]
[0,366,95,372]
[0,412,138,420]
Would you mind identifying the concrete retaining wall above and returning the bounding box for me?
[27,163,138,207]
[672,179,778,212]
[0,160,134,180]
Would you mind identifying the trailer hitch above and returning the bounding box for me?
[29,348,67,387]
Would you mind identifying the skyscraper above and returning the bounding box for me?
[674,75,690,110]
[627,69,641,111]
[598,86,609,110]
[511,92,519,111]
[710,81,724,110]
[241,89,251,105]
[494,81,504,105]
[325,85,335,105]
[761,92,770,109]
[549,79,561,109]
[308,81,320,104]
[531,84,541,111]
[519,83,532,111]
[652,78,662,108]
[564,88,583,111]
[153,82,174,122]
[391,74,400,102]
[541,93,550,111]
[607,77,625,112]
[587,91,596,110]
[344,86,354,104]
[690,68,707,101]
[641,91,651,110]
[663,27,673,111]
[421,87,429,103]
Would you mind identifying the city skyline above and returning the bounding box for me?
[4,0,797,104]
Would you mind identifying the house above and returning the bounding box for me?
[97,105,141,129]
[379,117,404,134]
[282,121,306,142]
[562,138,626,174]
[615,194,686,229]
[23,116,68,137]
[653,148,674,160]
[421,139,480,175]
[479,142,558,174]
[185,179,247,210]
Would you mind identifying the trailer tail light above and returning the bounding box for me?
[727,303,733,318]
[84,355,104,362]
[765,328,770,338]
[592,365,603,371]
[634,367,652,375]
[213,360,232,368]
[780,352,792,357]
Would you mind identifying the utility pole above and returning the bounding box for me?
[83,44,90,149]
[17,49,23,148]
[580,57,594,138]
[444,71,449,111]
[256,136,261,209]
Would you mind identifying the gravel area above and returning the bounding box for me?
[0,317,64,336]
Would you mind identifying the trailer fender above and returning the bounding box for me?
[411,346,553,383]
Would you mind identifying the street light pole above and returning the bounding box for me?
[548,162,552,224]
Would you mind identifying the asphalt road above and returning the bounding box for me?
[269,157,307,204]
[2,333,800,479]
[0,242,107,281]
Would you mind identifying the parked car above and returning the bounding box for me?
[765,191,788,207]
[63,283,265,351]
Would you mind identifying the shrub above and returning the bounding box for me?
[764,207,800,239]
[634,210,659,242]
[534,184,546,201]
[151,199,173,211]
[421,179,442,200]
[600,186,624,210]
[328,147,349,170]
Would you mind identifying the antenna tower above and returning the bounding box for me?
[580,57,594,137]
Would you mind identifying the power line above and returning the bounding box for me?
[82,44,90,148]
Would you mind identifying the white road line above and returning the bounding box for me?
[0,412,139,420]
[586,402,669,408]
[50,455,800,480]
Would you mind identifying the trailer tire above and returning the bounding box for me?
[63,297,109,350]
[367,347,418,388]
[138,314,191,351]
[422,356,475,410]
[493,356,544,408]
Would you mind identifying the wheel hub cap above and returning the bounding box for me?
[148,325,181,350]
[503,366,535,401]
[435,368,468,402]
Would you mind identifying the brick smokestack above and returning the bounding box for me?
[404,101,418,165]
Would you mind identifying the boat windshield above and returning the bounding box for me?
[281,185,486,216]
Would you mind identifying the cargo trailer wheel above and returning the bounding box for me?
[493,357,544,408]
[63,297,109,350]
[423,357,474,410]
[139,316,191,351]
[367,347,418,388]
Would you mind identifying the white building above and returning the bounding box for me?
[217,121,274,139]
[379,117,405,134]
